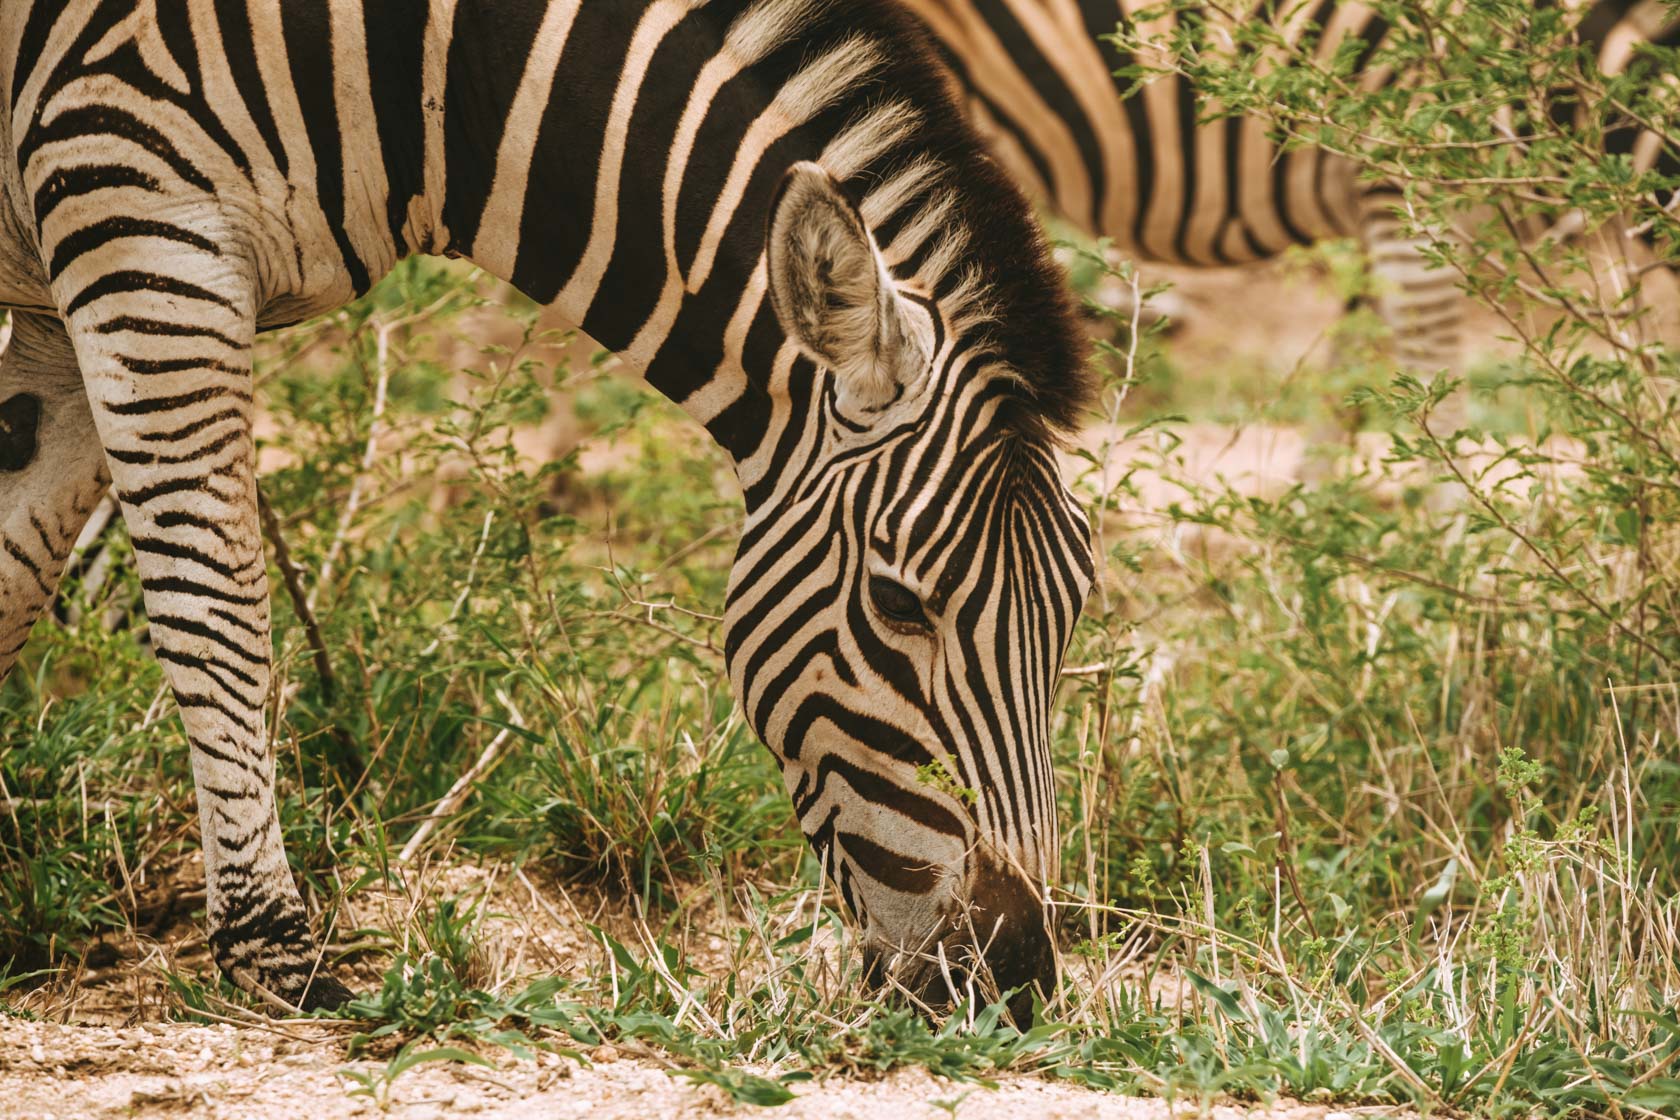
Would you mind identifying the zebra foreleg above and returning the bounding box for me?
[1357,185,1466,380]
[58,259,350,1011]
[0,313,111,682]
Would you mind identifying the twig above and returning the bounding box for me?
[1272,774,1320,942]
[1414,420,1671,667]
[310,316,395,612]
[514,867,590,932]
[104,803,140,923]
[1342,1002,1444,1106]
[420,510,496,658]
[600,531,722,654]
[258,485,338,706]
[172,998,342,1041]
[398,689,526,861]
[1093,254,1148,615]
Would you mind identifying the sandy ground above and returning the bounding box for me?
[0,878,1377,1120]
[0,1017,1411,1120]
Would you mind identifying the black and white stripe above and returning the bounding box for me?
[0,0,1093,1017]
[901,0,1680,372]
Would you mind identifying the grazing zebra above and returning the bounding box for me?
[0,0,1094,1018]
[900,0,1680,372]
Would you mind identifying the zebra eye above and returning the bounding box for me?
[870,576,928,627]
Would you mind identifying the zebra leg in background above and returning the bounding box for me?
[1357,185,1467,381]
[55,249,351,1011]
[0,312,111,681]
[51,492,130,632]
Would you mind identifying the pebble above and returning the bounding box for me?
[590,1044,620,1064]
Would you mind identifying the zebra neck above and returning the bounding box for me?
[435,0,839,487]
[427,0,1083,505]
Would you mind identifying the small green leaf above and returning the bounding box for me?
[673,1067,797,1106]
[1415,858,1459,944]
[1184,969,1247,1023]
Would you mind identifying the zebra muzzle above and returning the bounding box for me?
[951,850,1056,1026]
[861,850,1056,1028]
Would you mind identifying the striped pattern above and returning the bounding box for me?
[0,0,1093,1016]
[901,0,1680,373]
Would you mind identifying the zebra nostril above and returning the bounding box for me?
[0,393,43,472]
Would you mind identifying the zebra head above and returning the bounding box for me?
[725,162,1094,1022]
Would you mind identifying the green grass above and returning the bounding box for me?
[3,237,1678,1118]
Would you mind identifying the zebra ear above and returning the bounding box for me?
[767,162,918,412]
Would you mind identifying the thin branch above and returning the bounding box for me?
[258,485,338,706]
[398,689,526,862]
[1414,419,1671,667]
[419,509,496,658]
[311,318,395,612]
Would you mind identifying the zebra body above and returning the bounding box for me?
[0,0,1093,1016]
[901,0,1678,372]
[901,0,1435,356]
[912,0,1368,263]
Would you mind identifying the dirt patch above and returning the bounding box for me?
[0,1018,1408,1119]
[0,864,1400,1120]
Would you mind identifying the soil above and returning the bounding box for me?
[0,1017,1407,1120]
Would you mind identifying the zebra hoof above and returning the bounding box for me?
[299,972,355,1012]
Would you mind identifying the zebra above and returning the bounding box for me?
[899,0,1680,374]
[0,0,1095,1019]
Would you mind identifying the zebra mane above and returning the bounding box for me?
[758,0,1095,443]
